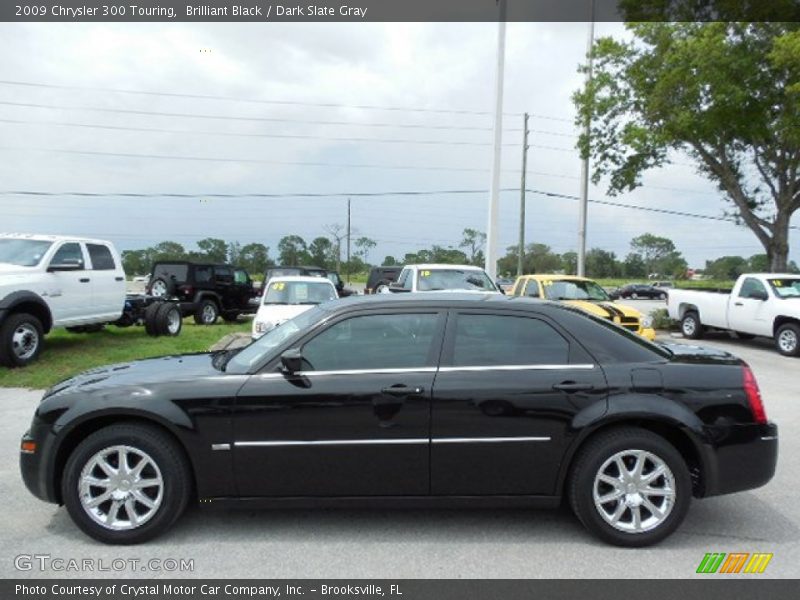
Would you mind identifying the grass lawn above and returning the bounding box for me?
[0,319,252,390]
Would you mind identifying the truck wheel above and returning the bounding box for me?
[193,299,219,325]
[149,278,173,298]
[568,427,691,547]
[62,422,191,544]
[156,303,182,337]
[0,313,44,368]
[680,311,704,339]
[775,323,800,357]
[144,304,162,337]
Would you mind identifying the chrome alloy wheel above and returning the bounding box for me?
[166,308,181,334]
[78,445,164,531]
[202,304,216,323]
[682,316,697,336]
[778,329,798,354]
[12,323,39,360]
[593,449,676,534]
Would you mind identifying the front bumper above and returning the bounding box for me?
[701,422,778,497]
[20,418,60,504]
[639,327,657,341]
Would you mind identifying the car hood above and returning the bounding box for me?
[43,353,220,398]
[563,300,641,320]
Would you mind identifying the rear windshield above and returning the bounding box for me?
[416,268,497,291]
[0,239,52,267]
[768,278,800,298]
[263,281,337,305]
[152,264,188,282]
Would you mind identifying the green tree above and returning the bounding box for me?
[574,22,800,271]
[585,248,619,278]
[308,237,333,269]
[623,253,647,278]
[498,243,562,275]
[354,237,377,266]
[705,255,749,280]
[561,251,578,276]
[238,243,271,275]
[459,228,487,266]
[278,235,309,266]
[121,249,149,276]
[629,234,680,277]
[196,238,228,263]
[151,241,185,261]
[382,256,399,266]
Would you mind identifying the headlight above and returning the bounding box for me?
[641,316,654,329]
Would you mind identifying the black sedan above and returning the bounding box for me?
[611,283,668,300]
[20,294,777,546]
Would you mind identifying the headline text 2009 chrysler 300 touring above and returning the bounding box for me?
[20,294,778,546]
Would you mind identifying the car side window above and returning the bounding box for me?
[524,280,540,298]
[86,244,115,270]
[302,313,438,371]
[452,313,569,366]
[215,266,232,283]
[195,266,213,283]
[49,243,84,269]
[396,269,412,290]
[234,269,249,284]
[739,278,767,299]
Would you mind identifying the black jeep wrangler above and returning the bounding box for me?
[147,261,256,324]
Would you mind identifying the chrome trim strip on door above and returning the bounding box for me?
[433,436,551,443]
[234,437,551,447]
[297,367,438,377]
[211,443,231,451]
[438,364,594,373]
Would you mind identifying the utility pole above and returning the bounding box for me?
[577,6,595,277]
[485,0,506,280]
[346,198,351,283]
[517,112,529,277]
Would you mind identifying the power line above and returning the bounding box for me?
[0,100,525,132]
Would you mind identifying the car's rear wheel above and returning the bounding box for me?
[0,313,44,367]
[775,323,800,357]
[156,303,182,336]
[631,292,639,299]
[143,303,162,336]
[568,428,691,547]
[680,311,704,339]
[62,423,191,544]
[193,299,219,325]
[659,293,667,300]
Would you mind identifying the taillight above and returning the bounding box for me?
[182,285,193,296]
[743,365,767,424]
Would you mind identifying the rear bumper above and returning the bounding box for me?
[701,422,778,497]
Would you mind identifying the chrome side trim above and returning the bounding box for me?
[234,437,551,447]
[433,436,551,443]
[235,438,429,447]
[760,436,778,441]
[298,367,437,377]
[211,443,231,451]
[438,364,594,373]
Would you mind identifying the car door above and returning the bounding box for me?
[86,243,125,320]
[431,309,608,496]
[44,241,93,324]
[728,277,773,336]
[213,266,234,308]
[233,309,445,497]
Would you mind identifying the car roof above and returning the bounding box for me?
[519,274,593,282]
[406,263,486,271]
[267,276,336,285]
[0,232,114,245]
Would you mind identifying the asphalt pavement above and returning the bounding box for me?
[0,331,797,579]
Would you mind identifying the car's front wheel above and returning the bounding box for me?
[681,311,704,339]
[568,428,691,547]
[775,323,800,357]
[62,423,191,544]
[193,299,219,325]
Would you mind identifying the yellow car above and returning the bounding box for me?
[509,275,656,341]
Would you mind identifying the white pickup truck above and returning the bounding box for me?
[667,273,800,356]
[0,233,181,367]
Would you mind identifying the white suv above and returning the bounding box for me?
[388,264,502,294]
[0,233,127,366]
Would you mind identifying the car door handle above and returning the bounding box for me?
[553,382,594,393]
[381,385,424,396]
[115,276,124,281]
[79,278,90,283]
[734,302,743,306]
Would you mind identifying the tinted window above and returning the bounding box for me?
[234,269,249,284]
[153,264,188,282]
[50,243,84,268]
[739,278,767,299]
[417,268,496,291]
[195,265,213,283]
[452,314,569,366]
[87,244,115,270]
[215,266,233,282]
[524,280,540,298]
[303,313,438,371]
[398,269,413,290]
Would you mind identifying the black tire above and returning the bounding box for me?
[568,427,691,547]
[775,323,800,357]
[0,312,44,368]
[148,277,174,298]
[156,303,182,337]
[631,292,639,299]
[659,293,667,300]
[62,422,192,545]
[143,303,162,337]
[680,310,704,339]
[193,298,219,325]
[221,312,240,323]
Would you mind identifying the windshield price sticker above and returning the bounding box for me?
[271,282,285,291]
[421,270,431,277]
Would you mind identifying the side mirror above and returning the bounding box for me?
[752,290,769,301]
[280,348,304,374]
[47,258,83,272]
[388,282,408,293]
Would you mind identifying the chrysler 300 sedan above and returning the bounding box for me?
[20,294,777,546]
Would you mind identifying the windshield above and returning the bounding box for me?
[0,239,53,267]
[542,279,610,301]
[263,280,337,305]
[226,306,328,373]
[416,268,497,291]
[767,278,800,298]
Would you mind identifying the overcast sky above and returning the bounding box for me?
[0,21,797,269]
